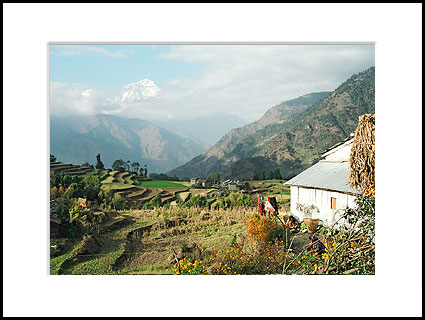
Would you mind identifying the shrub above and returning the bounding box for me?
[228,192,239,205]
[183,195,208,208]
[245,214,283,243]
[219,197,231,209]
[111,193,127,210]
[149,195,162,208]
[56,203,69,223]
[207,240,288,275]
[69,204,83,222]
[63,186,75,201]
[238,194,253,207]
[211,201,220,210]
[282,194,375,275]
[50,186,59,199]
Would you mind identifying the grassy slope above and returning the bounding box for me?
[53,206,256,275]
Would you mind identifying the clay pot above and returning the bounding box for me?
[303,218,320,234]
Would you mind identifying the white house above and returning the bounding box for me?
[284,134,361,228]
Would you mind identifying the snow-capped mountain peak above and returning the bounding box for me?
[115,79,161,104]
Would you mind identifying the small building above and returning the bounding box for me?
[284,134,361,228]
[221,179,231,186]
[228,183,238,191]
[190,177,200,185]
[201,180,212,188]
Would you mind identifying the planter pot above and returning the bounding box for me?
[303,218,320,234]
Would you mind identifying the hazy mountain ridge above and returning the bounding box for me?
[50,114,207,173]
[153,113,248,147]
[167,67,375,180]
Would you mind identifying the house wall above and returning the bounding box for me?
[289,186,357,228]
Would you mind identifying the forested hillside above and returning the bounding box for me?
[168,66,375,180]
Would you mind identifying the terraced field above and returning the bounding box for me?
[102,171,119,184]
[98,169,110,181]
[50,163,81,172]
[123,173,136,184]
[50,162,97,176]
[51,206,254,275]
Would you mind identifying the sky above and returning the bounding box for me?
[50,44,375,123]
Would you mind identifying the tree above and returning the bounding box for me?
[131,162,140,174]
[112,159,126,172]
[268,171,275,179]
[124,160,130,172]
[139,167,145,177]
[81,161,94,168]
[253,170,266,180]
[50,171,62,187]
[95,154,105,170]
[274,168,283,180]
[111,193,127,210]
[144,165,148,178]
[50,154,57,162]
[63,175,72,188]
[213,172,221,184]
[268,168,282,180]
[82,175,102,201]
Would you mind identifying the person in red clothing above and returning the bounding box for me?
[304,235,326,255]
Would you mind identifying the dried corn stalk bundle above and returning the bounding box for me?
[349,114,375,194]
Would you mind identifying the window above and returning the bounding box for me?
[331,197,337,209]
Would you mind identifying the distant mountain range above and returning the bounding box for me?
[50,114,206,173]
[153,114,248,147]
[167,66,375,180]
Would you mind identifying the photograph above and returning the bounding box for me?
[49,43,376,275]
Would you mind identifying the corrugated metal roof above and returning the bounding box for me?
[320,133,354,157]
[284,161,361,194]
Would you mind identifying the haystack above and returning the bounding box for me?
[348,114,375,193]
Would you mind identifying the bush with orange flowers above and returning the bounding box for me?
[207,239,291,275]
[245,214,284,243]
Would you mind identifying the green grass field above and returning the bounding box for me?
[136,180,187,188]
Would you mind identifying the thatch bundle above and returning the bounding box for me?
[349,114,375,192]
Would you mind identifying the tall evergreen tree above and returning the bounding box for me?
[95,154,105,170]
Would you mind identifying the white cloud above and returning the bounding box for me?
[50,45,374,123]
[152,44,375,121]
[50,45,130,58]
[49,82,121,116]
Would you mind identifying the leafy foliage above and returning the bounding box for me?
[183,195,208,208]
[112,159,126,172]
